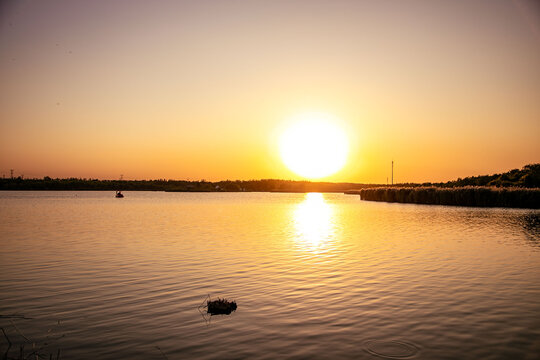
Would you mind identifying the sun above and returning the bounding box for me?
[279,112,349,179]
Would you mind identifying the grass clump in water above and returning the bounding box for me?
[207,298,237,315]
[198,295,237,316]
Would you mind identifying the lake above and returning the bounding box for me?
[1,191,539,359]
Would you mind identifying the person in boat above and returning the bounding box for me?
[116,191,123,197]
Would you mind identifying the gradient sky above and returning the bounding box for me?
[1,0,539,183]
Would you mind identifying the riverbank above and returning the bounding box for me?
[0,178,377,193]
[348,187,540,209]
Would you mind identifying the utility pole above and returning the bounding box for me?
[391,160,394,185]
[10,169,14,179]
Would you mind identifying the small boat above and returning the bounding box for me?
[115,191,124,198]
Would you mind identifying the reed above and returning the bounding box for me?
[358,186,540,209]
[1,320,63,360]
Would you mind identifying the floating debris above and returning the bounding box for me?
[198,295,237,317]
[207,298,237,315]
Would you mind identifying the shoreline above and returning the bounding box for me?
[349,186,540,209]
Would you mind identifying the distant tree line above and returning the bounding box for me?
[0,177,375,192]
[1,163,537,192]
[424,164,540,188]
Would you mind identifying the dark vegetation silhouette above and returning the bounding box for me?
[423,163,540,188]
[1,164,538,194]
[357,186,539,209]
[346,164,540,209]
[0,177,375,193]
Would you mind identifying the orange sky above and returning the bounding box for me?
[1,0,539,183]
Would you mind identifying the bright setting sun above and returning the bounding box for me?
[279,113,349,179]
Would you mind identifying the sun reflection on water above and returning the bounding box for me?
[292,193,335,251]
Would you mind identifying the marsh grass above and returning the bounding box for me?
[358,186,540,208]
[1,318,63,360]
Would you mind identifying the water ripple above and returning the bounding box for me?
[363,339,420,359]
[1,192,539,359]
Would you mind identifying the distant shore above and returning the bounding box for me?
[0,178,377,193]
[1,163,538,196]
[348,187,540,209]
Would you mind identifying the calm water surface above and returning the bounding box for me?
[1,191,539,359]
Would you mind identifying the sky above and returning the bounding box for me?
[1,0,539,183]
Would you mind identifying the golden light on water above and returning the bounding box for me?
[293,193,335,250]
[279,113,349,179]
